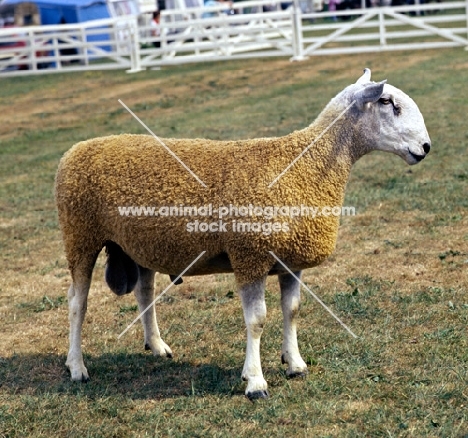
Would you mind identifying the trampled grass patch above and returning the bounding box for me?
[0,48,467,437]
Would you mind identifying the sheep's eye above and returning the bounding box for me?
[379,98,392,105]
[379,97,400,115]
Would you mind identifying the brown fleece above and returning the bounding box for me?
[55,84,370,286]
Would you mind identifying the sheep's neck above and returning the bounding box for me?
[276,121,362,208]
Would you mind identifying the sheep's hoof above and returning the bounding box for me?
[67,361,90,383]
[69,372,89,383]
[145,342,173,359]
[246,390,269,401]
[286,370,308,379]
[281,354,308,378]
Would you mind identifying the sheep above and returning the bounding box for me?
[55,68,431,400]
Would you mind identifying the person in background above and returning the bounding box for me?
[150,10,161,48]
[328,0,338,21]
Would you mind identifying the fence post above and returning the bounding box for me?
[127,16,144,73]
[80,27,89,66]
[379,10,386,47]
[28,29,38,71]
[466,0,468,50]
[52,35,62,70]
[290,0,307,61]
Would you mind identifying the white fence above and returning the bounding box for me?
[0,17,138,74]
[299,1,468,57]
[0,0,467,76]
[140,0,295,67]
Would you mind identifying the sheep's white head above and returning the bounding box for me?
[352,68,431,165]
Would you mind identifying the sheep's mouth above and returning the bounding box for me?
[408,151,426,163]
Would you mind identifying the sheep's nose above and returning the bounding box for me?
[423,142,431,154]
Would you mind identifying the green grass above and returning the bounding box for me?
[0,48,467,437]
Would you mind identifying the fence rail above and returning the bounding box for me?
[299,1,468,57]
[0,16,138,75]
[0,0,467,76]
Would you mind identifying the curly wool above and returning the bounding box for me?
[55,87,366,286]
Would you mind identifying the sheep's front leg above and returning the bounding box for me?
[66,276,91,382]
[279,271,308,377]
[239,277,269,400]
[134,266,172,358]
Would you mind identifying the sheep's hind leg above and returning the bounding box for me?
[66,255,98,382]
[134,266,172,358]
[239,277,269,400]
[279,271,308,378]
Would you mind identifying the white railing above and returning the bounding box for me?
[300,1,468,56]
[0,0,467,76]
[139,7,294,67]
[0,16,139,75]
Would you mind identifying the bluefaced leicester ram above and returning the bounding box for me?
[55,69,431,399]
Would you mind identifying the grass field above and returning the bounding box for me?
[0,48,467,437]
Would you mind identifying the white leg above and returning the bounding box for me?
[66,277,91,382]
[239,277,269,400]
[279,271,308,377]
[134,266,172,358]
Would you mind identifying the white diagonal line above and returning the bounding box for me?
[118,99,207,188]
[268,100,356,189]
[118,251,206,339]
[269,251,358,338]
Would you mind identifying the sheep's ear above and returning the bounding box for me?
[356,68,371,84]
[354,80,387,110]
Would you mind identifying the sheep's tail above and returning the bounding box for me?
[104,241,139,295]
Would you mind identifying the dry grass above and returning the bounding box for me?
[0,48,467,437]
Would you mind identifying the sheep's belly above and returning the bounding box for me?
[153,251,329,277]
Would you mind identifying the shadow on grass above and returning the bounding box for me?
[0,353,244,399]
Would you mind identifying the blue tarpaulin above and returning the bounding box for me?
[2,0,111,25]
